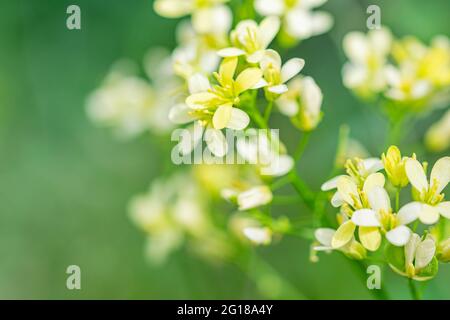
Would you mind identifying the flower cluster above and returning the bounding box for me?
[342,27,450,112]
[316,146,450,280]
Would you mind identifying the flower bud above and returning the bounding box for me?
[438,238,450,263]
[382,145,409,188]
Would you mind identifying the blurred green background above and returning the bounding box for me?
[0,0,449,299]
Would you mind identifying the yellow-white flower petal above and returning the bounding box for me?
[419,204,440,225]
[243,227,272,245]
[204,128,228,157]
[315,228,336,247]
[363,172,385,195]
[188,73,211,94]
[310,11,333,36]
[226,108,250,130]
[213,103,233,130]
[359,226,381,251]
[331,221,355,249]
[397,202,421,225]
[363,158,384,173]
[237,186,273,211]
[217,47,246,57]
[254,0,284,16]
[405,233,421,266]
[260,49,282,71]
[351,209,381,227]
[405,158,429,192]
[154,0,193,18]
[168,103,194,124]
[186,92,217,109]
[367,186,391,213]
[337,176,358,206]
[430,156,450,194]
[343,31,369,64]
[268,84,288,94]
[259,16,280,48]
[235,68,263,94]
[386,226,411,247]
[219,57,238,84]
[192,5,232,35]
[415,238,436,269]
[321,175,346,191]
[437,201,450,219]
[247,50,266,64]
[260,154,294,177]
[330,191,344,208]
[281,58,305,83]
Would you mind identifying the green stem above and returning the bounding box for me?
[408,279,422,300]
[263,100,273,123]
[289,170,315,210]
[294,132,311,163]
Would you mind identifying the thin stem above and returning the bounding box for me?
[408,279,422,300]
[289,170,315,210]
[294,132,311,163]
[263,100,274,123]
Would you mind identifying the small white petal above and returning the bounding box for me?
[330,192,343,208]
[188,73,210,94]
[260,154,294,176]
[418,204,440,225]
[226,108,250,130]
[363,173,386,195]
[268,84,288,94]
[363,158,384,173]
[437,201,450,219]
[405,233,421,266]
[351,209,381,227]
[238,186,273,211]
[243,227,272,245]
[217,47,246,57]
[315,228,336,247]
[386,226,411,246]
[321,175,346,191]
[343,31,369,64]
[254,0,285,16]
[405,158,429,192]
[367,186,391,213]
[259,16,280,48]
[168,103,194,124]
[281,58,305,83]
[397,202,422,225]
[204,128,228,157]
[415,238,436,269]
[430,157,450,194]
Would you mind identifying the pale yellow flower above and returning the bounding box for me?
[382,145,410,188]
[218,17,280,63]
[313,228,366,260]
[425,109,450,152]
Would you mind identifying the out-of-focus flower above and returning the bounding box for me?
[342,27,392,98]
[222,185,273,211]
[86,65,156,138]
[382,145,410,188]
[255,0,333,44]
[277,76,323,131]
[425,109,450,152]
[259,49,305,100]
[243,227,272,245]
[236,130,294,177]
[154,0,232,35]
[404,157,450,224]
[218,17,280,63]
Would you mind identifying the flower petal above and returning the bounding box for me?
[386,226,411,247]
[359,227,381,251]
[186,92,217,109]
[405,233,421,266]
[418,204,440,225]
[217,47,246,57]
[259,16,280,48]
[336,176,358,206]
[430,156,450,194]
[243,227,272,245]
[235,68,263,94]
[168,103,194,124]
[188,73,210,94]
[219,57,238,84]
[213,103,233,130]
[437,201,450,219]
[363,173,386,196]
[268,84,288,94]
[238,186,273,211]
[415,238,436,269]
[281,58,305,83]
[321,175,346,191]
[315,228,335,247]
[177,122,204,155]
[260,154,294,177]
[226,108,250,130]
[204,128,228,157]
[330,191,344,208]
[154,0,193,18]
[351,209,381,227]
[405,158,429,192]
[260,49,282,71]
[397,202,421,225]
[367,186,391,213]
[254,0,285,16]
[331,221,355,249]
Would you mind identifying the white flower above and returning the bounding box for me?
[384,64,432,102]
[404,234,436,279]
[154,0,231,35]
[342,27,392,96]
[237,186,273,211]
[236,130,294,177]
[259,49,305,98]
[403,157,450,224]
[243,227,272,245]
[313,228,366,260]
[218,16,280,63]
[255,0,333,41]
[277,76,323,131]
[425,109,450,152]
